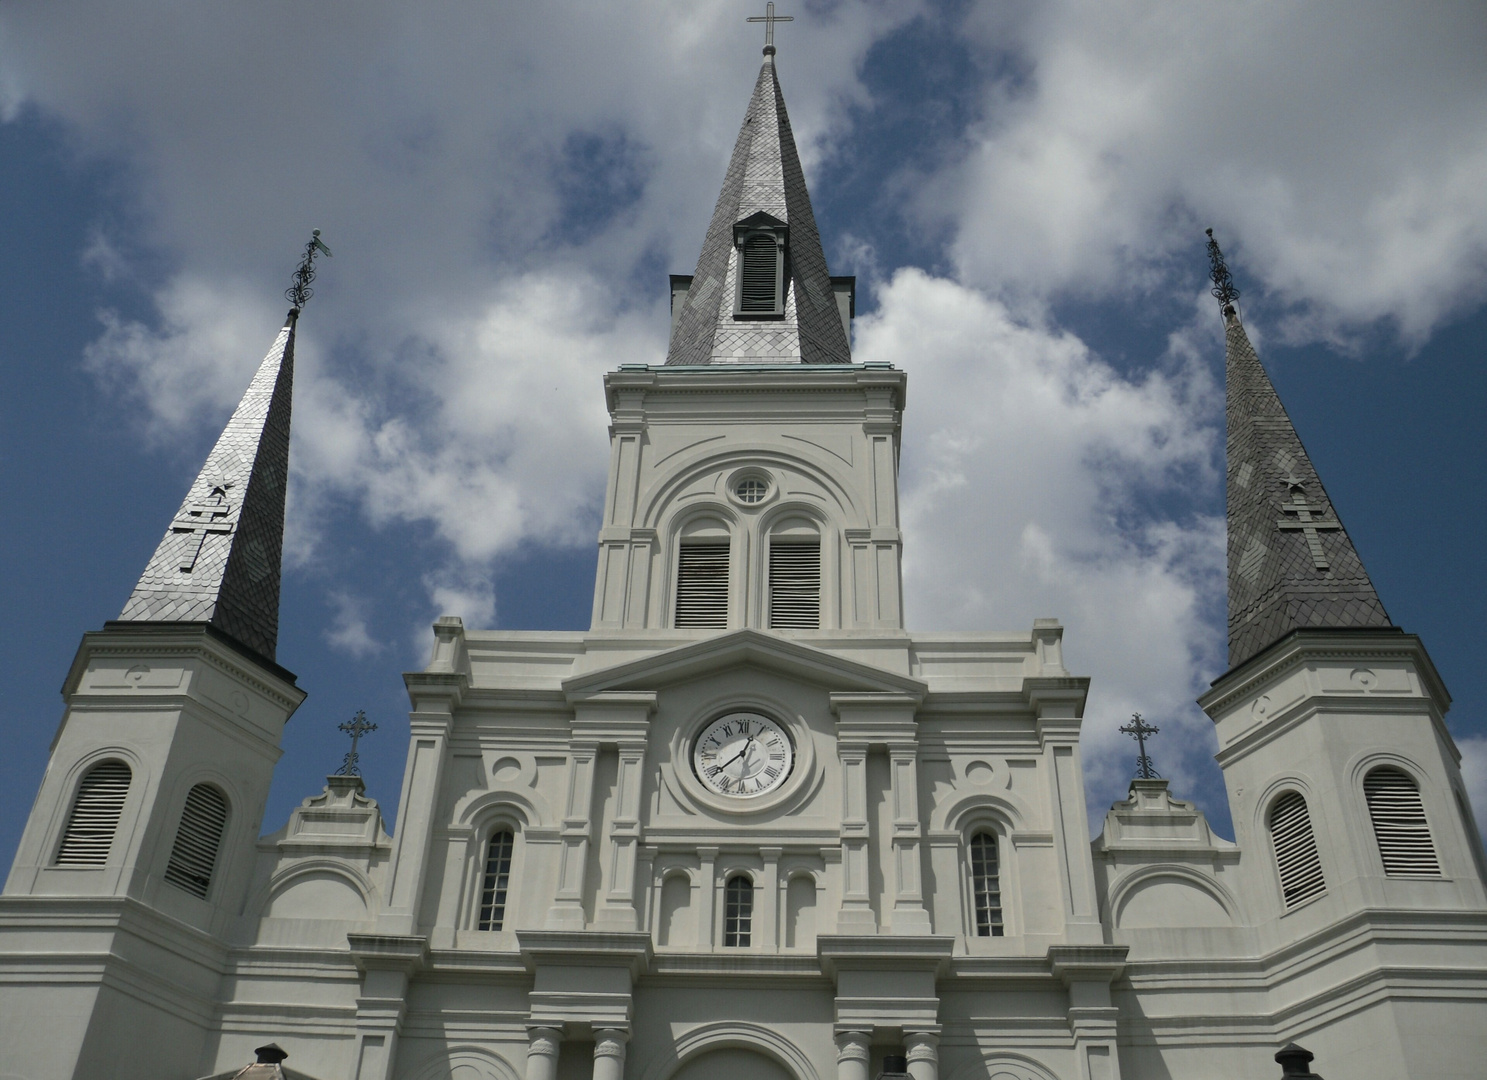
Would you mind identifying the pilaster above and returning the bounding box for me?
[347,933,428,1080]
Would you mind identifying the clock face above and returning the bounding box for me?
[692,712,794,799]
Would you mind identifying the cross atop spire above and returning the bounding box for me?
[747,2,793,55]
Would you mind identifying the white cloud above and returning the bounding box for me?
[862,269,1226,812]
[947,1,1487,343]
[1458,736,1487,837]
[325,590,382,660]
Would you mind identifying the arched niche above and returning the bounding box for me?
[1111,868,1237,929]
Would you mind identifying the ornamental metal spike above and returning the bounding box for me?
[286,229,333,311]
[1206,227,1240,318]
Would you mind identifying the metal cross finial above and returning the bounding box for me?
[1119,712,1161,780]
[286,229,333,311]
[747,2,793,54]
[1205,227,1241,318]
[335,710,377,776]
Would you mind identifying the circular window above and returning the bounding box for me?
[735,477,768,504]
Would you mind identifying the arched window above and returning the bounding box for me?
[1269,791,1326,907]
[769,519,821,629]
[969,832,1004,937]
[55,760,132,866]
[675,519,730,629]
[1364,767,1440,877]
[723,874,753,947]
[478,829,515,930]
[164,783,228,898]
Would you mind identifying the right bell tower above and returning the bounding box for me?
[1197,231,1487,1076]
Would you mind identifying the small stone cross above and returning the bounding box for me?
[170,484,235,572]
[747,2,793,50]
[1119,712,1161,780]
[1276,475,1340,570]
[336,710,378,776]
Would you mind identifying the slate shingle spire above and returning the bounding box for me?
[1210,230,1392,669]
[666,45,849,365]
[117,311,297,663]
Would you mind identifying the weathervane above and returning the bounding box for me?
[335,710,377,776]
[1205,227,1240,318]
[286,229,333,311]
[1119,712,1161,780]
[747,2,793,54]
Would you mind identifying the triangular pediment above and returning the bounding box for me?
[562,629,925,698]
[735,209,786,232]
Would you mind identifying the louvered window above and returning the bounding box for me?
[738,234,781,313]
[675,542,729,628]
[164,783,228,898]
[969,832,1004,936]
[1269,791,1326,908]
[478,829,515,930]
[55,761,132,866]
[724,874,753,947]
[1364,768,1441,877]
[769,541,820,629]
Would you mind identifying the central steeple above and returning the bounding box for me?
[666,45,851,365]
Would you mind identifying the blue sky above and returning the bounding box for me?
[2,1,1485,864]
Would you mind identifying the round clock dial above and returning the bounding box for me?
[692,712,794,799]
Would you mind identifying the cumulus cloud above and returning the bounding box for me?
[325,590,382,659]
[946,1,1487,343]
[864,269,1226,812]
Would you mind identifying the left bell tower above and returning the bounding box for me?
[0,236,325,1080]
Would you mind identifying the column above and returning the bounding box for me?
[548,741,598,929]
[904,1031,939,1080]
[526,1027,562,1080]
[836,741,876,931]
[835,1030,871,1080]
[760,847,782,949]
[888,745,932,934]
[697,847,718,950]
[593,1029,629,1080]
[379,709,454,935]
[597,734,648,929]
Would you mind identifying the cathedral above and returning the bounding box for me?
[2,36,1485,1080]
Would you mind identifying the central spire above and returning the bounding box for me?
[1209,230,1392,669]
[666,44,850,365]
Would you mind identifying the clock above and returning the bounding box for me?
[692,712,794,798]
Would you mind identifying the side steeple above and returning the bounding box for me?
[117,232,330,664]
[666,39,850,365]
[1209,229,1391,669]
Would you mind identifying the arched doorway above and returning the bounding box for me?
[671,1049,795,1080]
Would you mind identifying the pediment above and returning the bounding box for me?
[562,629,926,699]
[734,209,787,232]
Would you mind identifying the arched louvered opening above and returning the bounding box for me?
[1364,768,1441,877]
[478,829,515,930]
[769,527,820,629]
[675,521,730,629]
[969,831,1004,937]
[55,760,132,866]
[723,874,753,947]
[738,233,781,314]
[164,783,229,898]
[1269,791,1326,908]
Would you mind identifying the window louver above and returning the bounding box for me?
[479,829,514,930]
[769,541,820,629]
[739,234,779,313]
[970,832,1004,937]
[676,543,729,628]
[55,761,132,866]
[1364,768,1441,877]
[1270,791,1326,908]
[164,783,228,898]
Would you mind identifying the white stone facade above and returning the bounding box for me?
[2,363,1486,1080]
